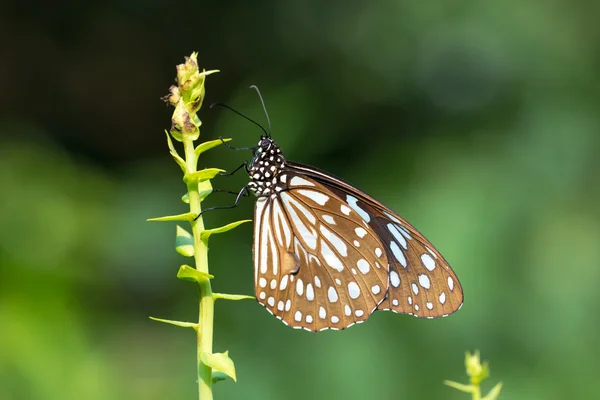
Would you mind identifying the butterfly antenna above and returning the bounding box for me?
[249,85,272,137]
[210,102,270,137]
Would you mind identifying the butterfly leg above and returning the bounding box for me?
[193,185,249,219]
[218,160,249,177]
[218,136,258,151]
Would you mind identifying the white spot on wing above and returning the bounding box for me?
[418,274,431,289]
[390,241,407,268]
[322,215,336,225]
[346,195,370,222]
[371,285,381,295]
[344,304,351,316]
[348,282,360,299]
[294,311,302,322]
[296,278,304,296]
[448,276,455,291]
[426,302,433,310]
[281,193,318,250]
[340,205,351,215]
[384,211,401,224]
[320,226,348,256]
[290,176,314,187]
[421,254,436,271]
[411,283,419,295]
[387,223,408,250]
[426,246,437,259]
[328,286,339,302]
[259,278,267,287]
[439,292,446,304]
[319,306,326,319]
[355,227,367,238]
[331,316,339,323]
[306,315,313,323]
[357,259,370,274]
[321,240,344,272]
[279,275,288,290]
[306,283,315,301]
[355,309,364,317]
[298,189,329,205]
[390,271,400,287]
[314,276,321,288]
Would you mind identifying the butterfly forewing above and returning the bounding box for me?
[253,176,389,331]
[287,161,464,319]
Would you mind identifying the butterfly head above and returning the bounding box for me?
[247,136,286,197]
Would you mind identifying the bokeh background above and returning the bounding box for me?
[2,1,600,399]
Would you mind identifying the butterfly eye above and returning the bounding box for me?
[259,137,271,149]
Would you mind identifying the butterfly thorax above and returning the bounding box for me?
[247,137,286,198]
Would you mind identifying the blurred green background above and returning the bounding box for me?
[2,1,600,399]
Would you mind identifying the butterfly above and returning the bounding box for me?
[239,132,464,332]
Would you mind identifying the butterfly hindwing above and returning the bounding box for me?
[253,175,389,331]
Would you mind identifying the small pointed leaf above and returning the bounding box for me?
[175,225,195,257]
[177,265,213,283]
[198,181,213,202]
[184,168,225,184]
[213,293,255,301]
[149,317,198,330]
[443,381,474,393]
[165,130,187,171]
[482,382,503,400]
[182,193,190,204]
[147,212,195,222]
[195,138,232,158]
[212,371,230,384]
[200,351,236,382]
[200,220,251,244]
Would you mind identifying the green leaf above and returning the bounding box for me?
[175,225,194,257]
[443,380,474,393]
[195,138,232,158]
[177,265,213,283]
[212,371,230,384]
[200,220,251,244]
[181,193,190,204]
[184,168,225,184]
[198,181,213,202]
[164,130,187,171]
[149,317,198,330]
[213,293,255,301]
[147,212,195,222]
[200,351,236,382]
[482,382,503,400]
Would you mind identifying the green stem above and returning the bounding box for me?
[184,139,214,400]
[472,385,481,400]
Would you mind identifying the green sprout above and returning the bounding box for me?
[444,351,503,400]
[148,52,252,400]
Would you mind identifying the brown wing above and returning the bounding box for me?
[253,174,389,331]
[286,162,464,318]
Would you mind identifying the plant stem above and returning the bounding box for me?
[184,139,214,400]
[472,385,481,400]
